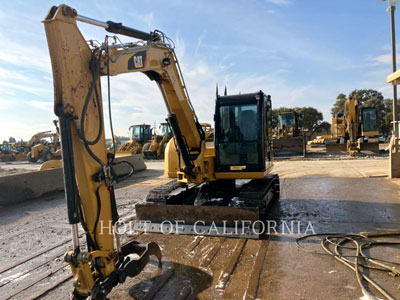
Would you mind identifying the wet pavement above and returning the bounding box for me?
[114,160,400,300]
[1,159,399,299]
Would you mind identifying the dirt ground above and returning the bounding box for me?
[0,159,399,300]
[0,161,41,177]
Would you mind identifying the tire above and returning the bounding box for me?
[160,143,167,159]
[27,151,39,163]
[41,150,54,162]
[142,143,151,152]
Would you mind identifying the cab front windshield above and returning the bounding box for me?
[131,126,141,138]
[160,124,171,136]
[218,104,259,165]
[362,108,378,132]
[278,113,293,129]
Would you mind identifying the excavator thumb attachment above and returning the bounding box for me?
[87,241,162,300]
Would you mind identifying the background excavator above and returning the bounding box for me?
[44,5,279,299]
[326,96,380,155]
[26,120,61,162]
[272,111,306,157]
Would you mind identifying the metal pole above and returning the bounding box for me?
[72,224,80,250]
[389,5,399,150]
[77,14,108,28]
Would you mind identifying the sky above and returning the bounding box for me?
[0,0,398,141]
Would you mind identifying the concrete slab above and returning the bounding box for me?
[0,168,64,206]
[389,151,400,178]
[258,177,400,300]
[273,158,389,178]
[0,155,146,206]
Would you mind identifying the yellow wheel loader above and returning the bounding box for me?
[326,97,380,155]
[125,123,173,159]
[7,138,30,160]
[0,143,16,162]
[143,122,172,159]
[43,5,279,298]
[130,123,153,157]
[272,111,306,157]
[0,140,28,161]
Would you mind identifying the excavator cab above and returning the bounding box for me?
[277,111,301,137]
[215,91,272,173]
[361,107,379,136]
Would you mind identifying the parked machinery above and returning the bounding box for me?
[201,122,214,142]
[272,111,306,157]
[327,96,379,155]
[0,142,16,162]
[44,5,279,298]
[27,120,61,162]
[0,139,27,161]
[111,126,146,157]
[121,123,173,159]
[142,122,172,159]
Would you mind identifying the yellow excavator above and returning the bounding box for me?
[327,96,380,155]
[272,111,306,157]
[44,5,279,299]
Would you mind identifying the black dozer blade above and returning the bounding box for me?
[273,136,305,157]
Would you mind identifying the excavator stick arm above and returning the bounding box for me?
[43,5,163,298]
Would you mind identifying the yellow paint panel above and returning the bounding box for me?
[215,171,269,180]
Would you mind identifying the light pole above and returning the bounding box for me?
[382,0,399,149]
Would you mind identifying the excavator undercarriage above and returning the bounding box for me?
[137,174,279,238]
